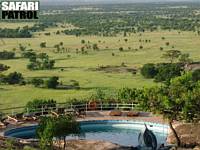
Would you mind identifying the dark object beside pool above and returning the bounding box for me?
[127,111,140,117]
[138,124,158,150]
[109,110,122,116]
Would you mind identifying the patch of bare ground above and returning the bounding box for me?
[88,65,137,74]
[55,140,135,150]
[167,123,200,148]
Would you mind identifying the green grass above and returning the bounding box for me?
[0,24,200,108]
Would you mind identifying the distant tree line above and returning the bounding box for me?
[40,3,200,36]
[0,72,24,85]
[0,28,32,38]
[0,51,15,59]
[0,22,56,38]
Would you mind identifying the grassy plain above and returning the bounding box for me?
[0,22,200,108]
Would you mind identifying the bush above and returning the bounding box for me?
[45,76,59,89]
[117,87,142,102]
[36,115,80,149]
[0,64,9,72]
[141,63,183,82]
[36,117,55,150]
[25,99,56,112]
[154,63,183,82]
[1,72,24,84]
[22,51,36,59]
[27,53,55,70]
[0,51,15,59]
[54,115,80,149]
[192,69,200,82]
[31,78,44,87]
[40,42,46,48]
[90,89,106,101]
[141,63,157,78]
[119,47,123,51]
[71,80,80,89]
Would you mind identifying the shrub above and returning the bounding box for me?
[141,63,183,82]
[0,64,9,72]
[22,51,36,59]
[154,63,183,82]
[90,89,106,101]
[117,87,142,102]
[119,47,123,51]
[192,69,200,82]
[54,115,80,149]
[0,51,15,59]
[45,76,59,89]
[31,78,44,87]
[2,72,24,84]
[36,115,80,149]
[36,117,55,150]
[71,80,80,89]
[25,99,56,112]
[141,63,157,78]
[27,53,55,70]
[40,42,46,48]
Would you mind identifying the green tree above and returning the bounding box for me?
[25,99,56,112]
[4,72,24,84]
[31,78,44,87]
[91,89,106,101]
[0,64,9,72]
[36,117,55,150]
[0,51,15,59]
[81,39,85,44]
[162,50,182,63]
[179,53,192,65]
[141,63,157,78]
[139,73,200,146]
[154,63,183,82]
[40,42,46,48]
[192,69,200,82]
[119,47,123,51]
[54,115,80,149]
[46,76,59,89]
[92,43,99,50]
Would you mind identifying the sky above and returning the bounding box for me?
[41,0,198,5]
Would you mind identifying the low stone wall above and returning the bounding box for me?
[167,123,200,147]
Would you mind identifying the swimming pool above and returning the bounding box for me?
[4,120,169,147]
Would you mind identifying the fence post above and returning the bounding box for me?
[101,103,102,111]
[132,103,133,110]
[86,103,87,112]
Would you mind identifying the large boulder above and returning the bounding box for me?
[167,123,200,147]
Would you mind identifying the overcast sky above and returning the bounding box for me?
[41,0,198,5]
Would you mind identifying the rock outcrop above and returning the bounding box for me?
[167,123,200,147]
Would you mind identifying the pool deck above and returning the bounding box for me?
[78,111,167,124]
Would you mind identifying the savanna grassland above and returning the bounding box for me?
[0,2,200,108]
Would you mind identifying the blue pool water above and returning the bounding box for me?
[4,120,168,147]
